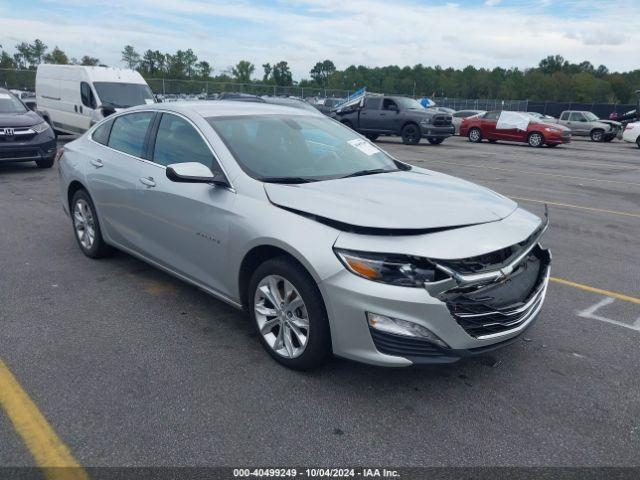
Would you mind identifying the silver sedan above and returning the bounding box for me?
[58,101,551,369]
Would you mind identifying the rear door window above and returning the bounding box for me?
[107,112,154,157]
[91,118,114,145]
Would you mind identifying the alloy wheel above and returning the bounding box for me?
[469,128,481,142]
[73,199,96,250]
[254,275,309,359]
[529,133,543,147]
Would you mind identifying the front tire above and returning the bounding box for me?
[427,137,444,145]
[590,129,604,142]
[636,136,640,149]
[71,189,113,259]
[468,127,482,143]
[528,132,544,148]
[401,124,421,145]
[249,257,331,370]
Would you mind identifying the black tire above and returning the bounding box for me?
[401,123,421,145]
[70,189,113,259]
[528,132,544,148]
[637,136,640,149]
[248,257,331,370]
[365,134,379,141]
[468,127,482,143]
[36,157,55,168]
[590,129,604,142]
[427,137,444,145]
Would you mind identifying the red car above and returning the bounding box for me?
[460,111,571,147]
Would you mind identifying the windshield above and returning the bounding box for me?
[394,97,423,110]
[0,92,27,114]
[93,82,154,108]
[208,115,404,182]
[584,112,600,121]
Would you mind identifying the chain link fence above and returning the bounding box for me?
[432,97,529,111]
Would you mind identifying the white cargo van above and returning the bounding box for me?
[36,65,154,134]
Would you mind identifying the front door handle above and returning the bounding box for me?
[90,159,103,168]
[139,176,156,188]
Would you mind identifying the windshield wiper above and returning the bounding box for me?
[261,176,316,184]
[339,168,398,179]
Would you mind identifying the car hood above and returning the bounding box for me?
[0,110,42,127]
[264,169,517,230]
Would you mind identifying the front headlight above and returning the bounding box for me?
[31,122,51,134]
[544,127,560,133]
[334,248,441,287]
[419,118,431,125]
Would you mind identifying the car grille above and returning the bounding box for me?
[440,246,551,339]
[369,328,446,357]
[432,114,453,126]
[0,149,41,160]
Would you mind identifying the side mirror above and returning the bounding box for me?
[101,105,116,117]
[166,162,228,186]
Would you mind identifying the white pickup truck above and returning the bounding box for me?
[550,111,621,142]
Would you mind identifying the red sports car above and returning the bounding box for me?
[460,111,571,147]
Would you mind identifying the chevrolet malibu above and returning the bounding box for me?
[58,102,551,370]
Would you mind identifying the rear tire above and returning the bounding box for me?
[590,129,604,142]
[365,134,379,141]
[70,189,113,259]
[468,127,482,143]
[427,137,444,145]
[36,157,54,168]
[528,132,544,148]
[401,124,421,145]
[637,136,640,149]
[249,257,331,370]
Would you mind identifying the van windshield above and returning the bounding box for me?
[0,92,27,114]
[93,82,154,108]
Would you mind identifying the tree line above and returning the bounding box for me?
[1,40,639,103]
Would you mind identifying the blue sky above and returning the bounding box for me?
[1,0,637,78]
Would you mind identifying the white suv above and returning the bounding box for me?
[622,122,640,148]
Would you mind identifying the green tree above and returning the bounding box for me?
[262,63,272,83]
[44,46,69,65]
[121,45,140,69]
[309,59,336,87]
[272,61,292,86]
[232,60,255,82]
[197,60,212,79]
[80,55,100,66]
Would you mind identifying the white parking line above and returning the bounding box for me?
[576,297,640,332]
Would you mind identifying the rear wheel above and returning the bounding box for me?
[427,137,444,145]
[401,124,421,145]
[528,132,544,148]
[637,136,640,149]
[249,257,331,370]
[468,127,482,143]
[36,157,54,168]
[71,189,113,259]
[590,129,604,142]
[366,134,379,141]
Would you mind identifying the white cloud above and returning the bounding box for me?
[1,0,638,78]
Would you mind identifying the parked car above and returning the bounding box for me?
[451,109,485,134]
[216,92,265,102]
[9,89,37,110]
[334,94,455,145]
[262,96,323,115]
[0,88,57,168]
[36,65,155,135]
[460,110,571,147]
[314,97,344,115]
[58,101,551,369]
[549,111,621,142]
[622,122,640,148]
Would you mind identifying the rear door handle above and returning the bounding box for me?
[90,159,103,168]
[139,176,156,188]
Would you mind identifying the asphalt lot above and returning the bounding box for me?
[1,134,639,468]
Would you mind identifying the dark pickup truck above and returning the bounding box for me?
[333,95,455,145]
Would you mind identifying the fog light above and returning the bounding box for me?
[366,312,449,348]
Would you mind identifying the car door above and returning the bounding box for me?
[358,97,384,131]
[87,111,154,251]
[568,112,587,135]
[481,111,500,139]
[135,112,236,295]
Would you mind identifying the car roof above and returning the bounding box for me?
[127,100,316,118]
